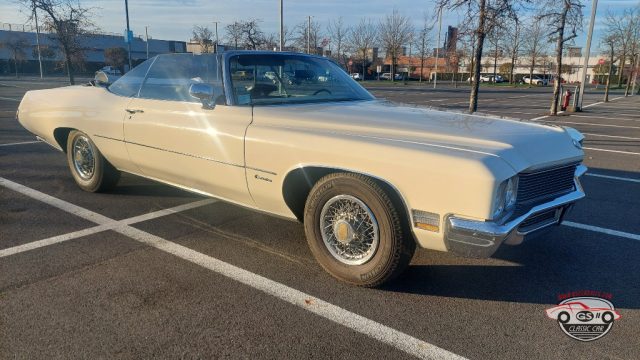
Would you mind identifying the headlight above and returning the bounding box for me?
[493,177,518,218]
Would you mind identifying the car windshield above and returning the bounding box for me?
[228,53,374,105]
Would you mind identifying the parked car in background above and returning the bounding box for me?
[522,76,548,86]
[350,73,362,80]
[96,66,121,76]
[17,51,587,287]
[467,74,504,83]
[380,72,402,81]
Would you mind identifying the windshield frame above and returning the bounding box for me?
[222,51,375,107]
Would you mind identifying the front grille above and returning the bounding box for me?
[513,163,577,216]
[518,208,559,233]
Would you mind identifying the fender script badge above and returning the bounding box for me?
[255,174,272,183]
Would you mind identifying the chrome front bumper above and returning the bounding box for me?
[444,164,587,258]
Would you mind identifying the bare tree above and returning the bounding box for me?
[521,18,548,87]
[294,18,322,54]
[348,18,377,80]
[225,21,244,50]
[1,34,29,77]
[192,25,214,53]
[602,34,616,102]
[327,17,350,68]
[417,13,434,82]
[540,0,584,115]
[486,26,502,83]
[378,9,413,82]
[502,17,521,84]
[436,0,519,113]
[24,0,95,85]
[104,47,127,73]
[239,19,265,50]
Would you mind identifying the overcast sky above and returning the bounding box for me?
[1,0,638,53]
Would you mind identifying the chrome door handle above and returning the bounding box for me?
[125,109,144,114]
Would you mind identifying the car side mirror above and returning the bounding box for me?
[94,71,111,87]
[189,83,216,109]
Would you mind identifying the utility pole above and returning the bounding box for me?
[279,0,284,51]
[434,7,442,88]
[124,0,132,70]
[145,26,149,59]
[32,1,43,78]
[307,16,311,54]
[578,0,598,109]
[213,21,219,53]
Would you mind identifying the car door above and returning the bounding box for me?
[123,54,254,205]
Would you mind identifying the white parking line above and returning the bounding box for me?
[0,96,20,102]
[529,96,625,121]
[583,133,640,140]
[0,176,467,360]
[0,141,41,147]
[564,221,640,241]
[552,121,640,129]
[582,147,640,156]
[569,114,640,122]
[585,173,640,183]
[0,199,216,258]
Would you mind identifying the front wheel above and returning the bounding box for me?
[304,173,415,287]
[66,130,120,192]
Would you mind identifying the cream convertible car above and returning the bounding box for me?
[17,52,587,286]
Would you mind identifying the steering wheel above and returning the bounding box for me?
[313,89,332,96]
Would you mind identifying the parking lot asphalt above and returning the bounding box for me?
[1,77,639,359]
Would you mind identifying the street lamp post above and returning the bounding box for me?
[307,16,311,54]
[32,1,43,78]
[212,21,219,53]
[578,0,598,110]
[145,26,149,59]
[434,7,443,88]
[124,0,132,70]
[279,0,284,51]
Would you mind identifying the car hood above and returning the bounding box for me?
[253,100,583,173]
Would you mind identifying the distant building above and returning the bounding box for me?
[0,24,186,75]
[443,26,458,55]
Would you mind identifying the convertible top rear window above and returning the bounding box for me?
[229,54,373,106]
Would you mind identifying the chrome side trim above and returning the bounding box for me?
[36,136,63,152]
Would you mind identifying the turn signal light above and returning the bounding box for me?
[412,210,440,232]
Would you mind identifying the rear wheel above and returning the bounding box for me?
[304,173,415,287]
[66,130,120,192]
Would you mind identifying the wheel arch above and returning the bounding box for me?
[53,127,75,153]
[281,166,415,240]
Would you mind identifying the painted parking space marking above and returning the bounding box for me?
[569,114,640,122]
[585,173,640,184]
[583,133,640,140]
[564,221,640,241]
[0,176,467,360]
[0,198,216,258]
[0,96,20,102]
[550,121,640,130]
[0,141,42,147]
[582,147,640,156]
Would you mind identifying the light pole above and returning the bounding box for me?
[307,16,312,54]
[212,21,219,53]
[433,7,442,88]
[124,0,132,70]
[32,1,43,78]
[578,0,598,109]
[145,26,150,59]
[279,0,284,51]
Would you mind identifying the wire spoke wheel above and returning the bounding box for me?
[72,135,95,180]
[320,194,379,265]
